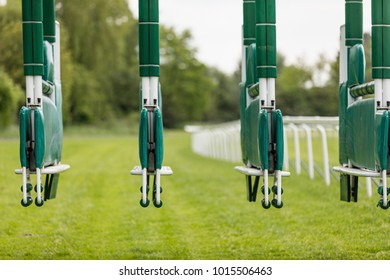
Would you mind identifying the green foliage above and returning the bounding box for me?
[0,3,23,86]
[160,27,214,127]
[205,67,240,122]
[277,57,339,116]
[0,68,23,127]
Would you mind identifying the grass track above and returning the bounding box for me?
[1,131,390,260]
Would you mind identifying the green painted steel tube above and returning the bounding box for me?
[345,0,363,47]
[154,108,164,170]
[258,109,269,170]
[22,0,44,76]
[372,0,390,79]
[34,108,45,169]
[372,0,382,78]
[139,109,149,169]
[139,24,150,76]
[243,0,256,46]
[266,24,277,78]
[372,26,383,78]
[350,81,375,98]
[138,0,160,77]
[255,0,277,78]
[43,0,55,43]
[384,2,390,79]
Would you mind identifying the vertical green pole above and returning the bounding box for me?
[266,0,277,78]
[243,0,256,46]
[139,0,160,77]
[149,0,160,77]
[22,0,44,76]
[383,0,390,78]
[371,0,390,79]
[43,0,56,43]
[255,0,277,79]
[372,0,383,79]
[345,0,363,47]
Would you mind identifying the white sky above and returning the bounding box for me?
[128,0,372,74]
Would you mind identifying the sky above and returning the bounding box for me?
[128,0,372,74]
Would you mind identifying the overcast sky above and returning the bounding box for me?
[128,0,372,74]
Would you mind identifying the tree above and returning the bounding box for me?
[159,27,214,127]
[0,3,24,87]
[0,68,23,128]
[205,67,240,122]
[57,0,139,123]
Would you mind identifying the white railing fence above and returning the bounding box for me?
[185,116,374,197]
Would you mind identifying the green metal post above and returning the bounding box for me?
[22,0,44,76]
[243,0,256,46]
[345,0,363,47]
[43,0,55,43]
[372,0,390,79]
[255,0,277,79]
[372,0,383,79]
[139,0,160,77]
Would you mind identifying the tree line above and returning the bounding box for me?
[0,1,373,129]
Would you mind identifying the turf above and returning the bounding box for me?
[0,130,390,260]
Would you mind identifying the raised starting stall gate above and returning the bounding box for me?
[15,0,69,207]
[333,0,390,209]
[234,0,288,209]
[131,0,172,208]
[186,116,376,201]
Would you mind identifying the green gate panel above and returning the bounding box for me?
[375,111,390,171]
[346,99,376,170]
[42,96,62,166]
[19,107,31,168]
[139,108,149,169]
[272,109,284,171]
[154,108,164,170]
[258,109,269,170]
[43,41,54,83]
[348,44,365,87]
[246,43,257,87]
[34,108,45,169]
[245,101,260,168]
[45,173,60,200]
[339,83,348,165]
[240,83,248,164]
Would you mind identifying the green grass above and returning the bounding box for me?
[1,130,390,260]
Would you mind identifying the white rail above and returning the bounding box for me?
[185,116,374,196]
[185,117,338,187]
